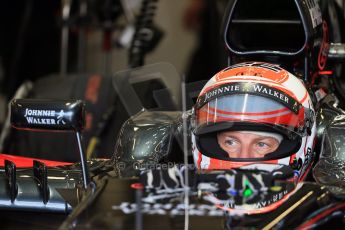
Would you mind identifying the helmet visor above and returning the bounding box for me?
[194,93,306,138]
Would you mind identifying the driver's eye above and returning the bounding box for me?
[256,142,269,148]
[225,139,236,146]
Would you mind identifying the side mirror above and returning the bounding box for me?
[10,99,90,189]
[11,99,85,132]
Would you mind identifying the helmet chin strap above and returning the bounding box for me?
[238,131,283,144]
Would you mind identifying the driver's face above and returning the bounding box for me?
[217,131,280,158]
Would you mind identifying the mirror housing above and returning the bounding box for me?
[10,99,85,132]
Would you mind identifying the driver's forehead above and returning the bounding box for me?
[218,131,279,141]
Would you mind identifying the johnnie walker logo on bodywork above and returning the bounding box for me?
[24,108,67,125]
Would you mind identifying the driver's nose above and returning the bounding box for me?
[239,144,253,158]
[240,142,257,158]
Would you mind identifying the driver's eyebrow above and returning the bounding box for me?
[254,136,278,143]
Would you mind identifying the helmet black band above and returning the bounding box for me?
[196,130,301,162]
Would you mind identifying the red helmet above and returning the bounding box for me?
[192,62,316,181]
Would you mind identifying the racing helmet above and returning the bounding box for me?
[192,62,316,181]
